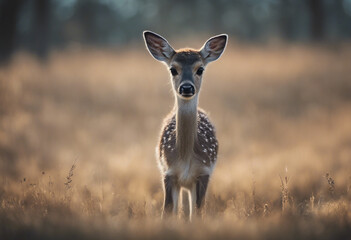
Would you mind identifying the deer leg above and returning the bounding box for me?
[180,189,190,219]
[162,175,179,217]
[172,184,180,215]
[189,184,197,221]
[196,175,209,217]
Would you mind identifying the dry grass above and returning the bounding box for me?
[1,42,351,239]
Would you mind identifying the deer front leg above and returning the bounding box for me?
[190,175,210,220]
[162,175,180,218]
[196,175,209,210]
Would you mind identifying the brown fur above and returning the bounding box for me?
[171,49,202,66]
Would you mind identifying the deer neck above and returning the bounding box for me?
[175,96,198,160]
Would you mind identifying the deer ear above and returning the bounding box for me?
[143,31,175,62]
[200,34,228,64]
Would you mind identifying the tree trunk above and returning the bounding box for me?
[308,0,324,41]
[31,0,51,60]
[0,1,24,63]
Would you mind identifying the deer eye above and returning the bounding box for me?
[196,67,204,76]
[170,67,178,76]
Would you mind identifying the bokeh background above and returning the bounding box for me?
[2,0,351,61]
[1,1,351,239]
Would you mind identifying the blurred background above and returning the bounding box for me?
[1,1,351,239]
[1,0,351,61]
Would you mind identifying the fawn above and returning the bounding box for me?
[143,31,227,220]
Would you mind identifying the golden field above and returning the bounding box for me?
[0,42,351,239]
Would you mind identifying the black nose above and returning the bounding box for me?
[179,83,195,97]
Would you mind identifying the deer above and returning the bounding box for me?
[143,31,227,220]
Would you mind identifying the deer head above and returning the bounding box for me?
[143,31,227,100]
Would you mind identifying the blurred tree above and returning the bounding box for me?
[308,0,324,40]
[0,0,24,62]
[279,0,295,40]
[30,0,51,60]
[0,0,351,61]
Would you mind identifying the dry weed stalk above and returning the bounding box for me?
[64,161,77,190]
[279,168,290,213]
[263,203,270,217]
[64,160,77,203]
[48,176,54,198]
[325,173,335,196]
[310,193,315,212]
[251,169,257,215]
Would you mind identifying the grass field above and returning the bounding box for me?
[1,42,351,239]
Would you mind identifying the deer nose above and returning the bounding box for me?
[179,83,195,97]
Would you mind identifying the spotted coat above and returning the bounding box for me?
[158,110,218,171]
